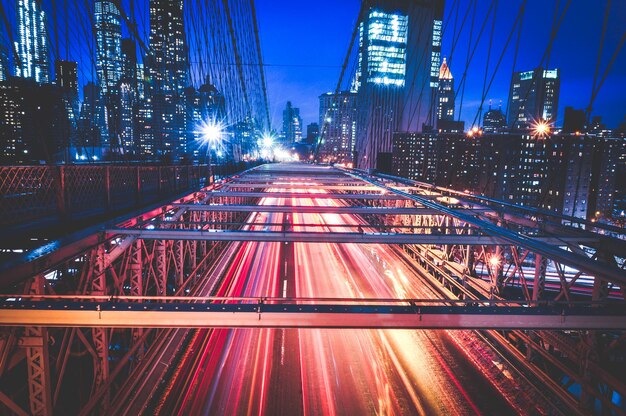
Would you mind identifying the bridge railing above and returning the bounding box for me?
[0,164,212,229]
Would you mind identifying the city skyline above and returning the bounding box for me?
[1,0,625,131]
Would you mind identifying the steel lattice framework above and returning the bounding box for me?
[0,163,625,415]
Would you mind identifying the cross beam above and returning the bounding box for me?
[221,184,412,191]
[172,204,494,215]
[105,228,599,245]
[203,191,411,200]
[1,302,624,330]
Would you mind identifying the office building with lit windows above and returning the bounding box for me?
[55,60,79,124]
[282,101,302,144]
[318,91,357,164]
[94,0,123,94]
[15,0,50,83]
[148,0,189,158]
[435,57,464,133]
[507,68,560,129]
[354,0,444,171]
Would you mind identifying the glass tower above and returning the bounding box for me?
[15,0,50,83]
[94,0,123,94]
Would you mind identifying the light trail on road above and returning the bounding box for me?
[160,164,532,415]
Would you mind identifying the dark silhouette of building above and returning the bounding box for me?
[0,77,69,163]
[305,123,319,145]
[563,107,587,133]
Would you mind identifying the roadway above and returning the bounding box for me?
[157,164,538,415]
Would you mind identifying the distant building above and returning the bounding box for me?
[148,0,188,94]
[121,39,138,86]
[76,82,106,157]
[391,130,621,221]
[354,7,408,170]
[318,91,356,164]
[562,107,587,133]
[482,103,507,133]
[436,57,464,133]
[507,68,560,129]
[148,0,189,158]
[305,123,319,145]
[392,132,437,181]
[15,0,50,83]
[94,0,123,94]
[436,57,454,122]
[0,45,8,81]
[55,60,79,124]
[354,2,441,170]
[282,101,302,144]
[0,78,69,163]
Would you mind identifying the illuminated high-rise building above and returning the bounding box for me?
[94,0,123,94]
[482,103,507,133]
[15,0,50,83]
[148,0,189,158]
[436,57,454,122]
[318,91,357,164]
[354,1,443,170]
[507,68,560,129]
[282,101,302,144]
[55,60,79,124]
[149,0,188,94]
[0,45,7,82]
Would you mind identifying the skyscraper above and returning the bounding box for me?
[55,60,79,124]
[94,0,123,94]
[15,0,50,83]
[507,68,560,129]
[319,92,357,164]
[482,103,507,133]
[306,123,319,145]
[0,45,7,82]
[149,0,188,94]
[354,1,442,170]
[436,57,454,122]
[148,0,189,158]
[354,6,408,170]
[282,101,302,144]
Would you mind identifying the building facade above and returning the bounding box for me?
[318,91,357,164]
[15,0,50,83]
[507,68,560,129]
[282,101,302,144]
[94,0,123,94]
[148,0,189,158]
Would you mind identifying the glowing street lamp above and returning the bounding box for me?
[200,119,225,147]
[532,119,551,138]
[466,126,482,138]
[261,133,274,149]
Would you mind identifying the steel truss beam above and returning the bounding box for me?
[221,183,412,191]
[105,228,598,245]
[173,204,495,216]
[344,171,626,286]
[202,191,410,200]
[1,302,625,330]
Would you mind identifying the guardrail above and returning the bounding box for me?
[0,164,247,230]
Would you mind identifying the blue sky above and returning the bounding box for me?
[256,0,626,129]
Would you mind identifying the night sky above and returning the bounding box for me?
[2,0,625,129]
[256,0,626,129]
